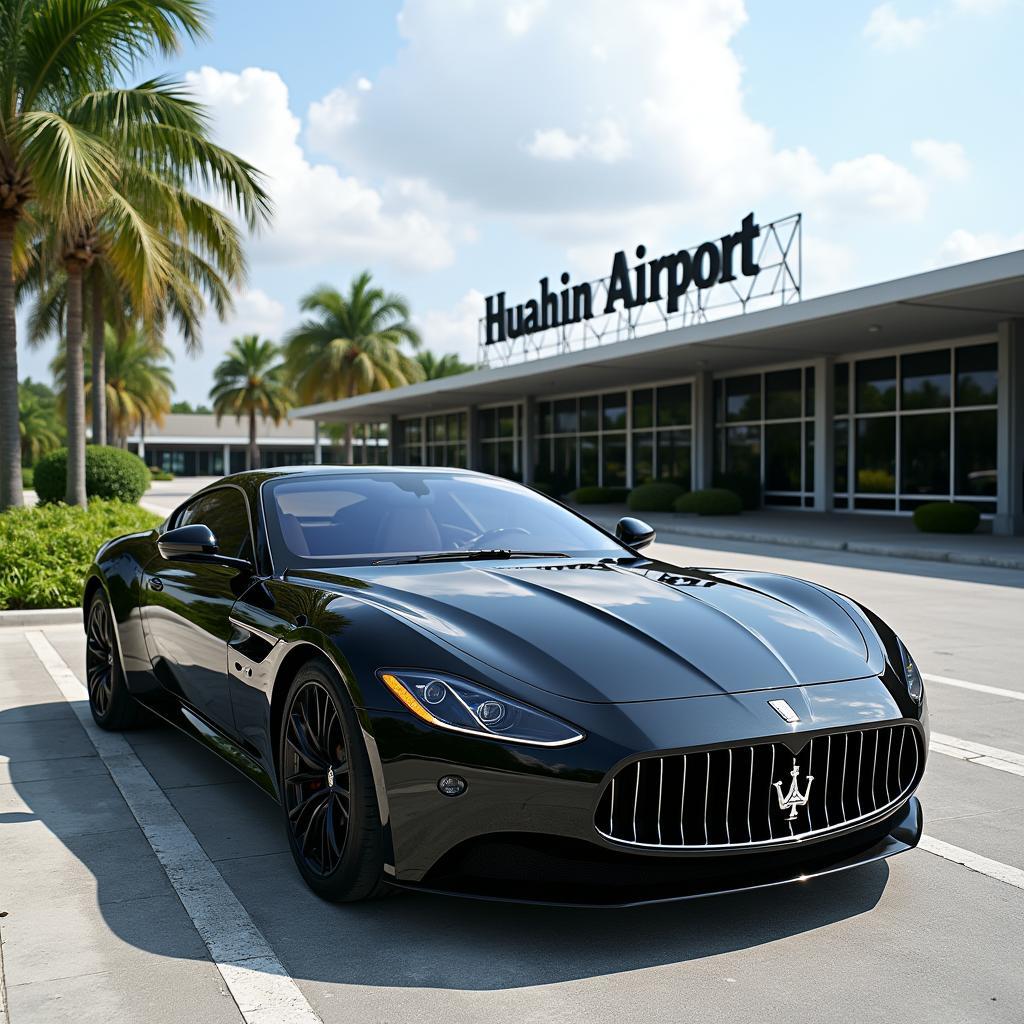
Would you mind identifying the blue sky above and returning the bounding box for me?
[16,0,1024,403]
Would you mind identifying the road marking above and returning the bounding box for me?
[930,732,1024,778]
[25,631,322,1024]
[924,672,1024,702]
[919,836,1024,892]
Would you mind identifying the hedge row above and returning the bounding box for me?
[34,446,150,504]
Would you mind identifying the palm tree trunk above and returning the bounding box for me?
[64,264,87,507]
[0,213,24,509]
[90,269,105,448]
[248,408,259,470]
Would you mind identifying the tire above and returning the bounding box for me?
[277,656,389,902]
[85,590,144,730]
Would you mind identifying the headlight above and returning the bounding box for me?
[897,639,924,703]
[378,669,584,747]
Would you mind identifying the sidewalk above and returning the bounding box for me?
[578,505,1024,571]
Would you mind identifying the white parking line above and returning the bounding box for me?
[24,631,323,1024]
[924,672,1024,702]
[919,836,1024,892]
[930,732,1024,778]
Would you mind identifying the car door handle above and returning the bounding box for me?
[150,576,164,592]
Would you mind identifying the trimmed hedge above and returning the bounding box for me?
[148,467,175,481]
[713,471,761,511]
[0,500,162,609]
[912,501,980,534]
[568,485,631,504]
[34,446,151,504]
[22,466,34,489]
[627,482,685,513]
[675,488,742,516]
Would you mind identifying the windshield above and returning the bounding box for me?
[262,472,625,566]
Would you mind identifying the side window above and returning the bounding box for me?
[176,488,253,561]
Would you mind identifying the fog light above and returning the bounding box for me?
[437,775,467,797]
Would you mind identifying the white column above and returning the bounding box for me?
[995,319,1024,535]
[466,405,481,471]
[388,415,400,465]
[812,357,835,512]
[692,370,715,490]
[313,421,322,465]
[222,443,231,476]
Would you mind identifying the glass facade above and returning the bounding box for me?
[834,341,998,513]
[479,404,522,480]
[714,367,816,507]
[395,412,468,467]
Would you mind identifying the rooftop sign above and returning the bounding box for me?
[478,212,801,367]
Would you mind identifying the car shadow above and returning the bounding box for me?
[1,703,891,991]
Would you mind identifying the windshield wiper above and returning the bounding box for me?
[372,549,569,565]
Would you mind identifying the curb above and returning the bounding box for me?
[0,607,82,628]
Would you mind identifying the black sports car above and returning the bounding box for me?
[84,467,927,906]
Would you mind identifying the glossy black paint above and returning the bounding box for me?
[85,466,928,905]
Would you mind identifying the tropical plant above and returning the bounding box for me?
[34,445,150,504]
[52,324,174,445]
[210,336,292,470]
[284,272,424,463]
[416,350,473,379]
[19,387,63,465]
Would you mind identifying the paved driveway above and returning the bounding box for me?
[2,533,1023,1023]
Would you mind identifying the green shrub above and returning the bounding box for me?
[0,500,162,609]
[912,501,980,534]
[34,446,151,504]
[148,467,175,481]
[568,485,630,504]
[627,482,685,513]
[22,466,34,489]
[713,471,761,510]
[675,488,742,516]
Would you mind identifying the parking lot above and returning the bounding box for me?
[2,521,1023,1023]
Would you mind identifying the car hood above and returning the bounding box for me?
[293,558,885,703]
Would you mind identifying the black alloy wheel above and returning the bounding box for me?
[84,592,142,730]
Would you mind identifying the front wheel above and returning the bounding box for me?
[278,657,389,901]
[85,591,143,730]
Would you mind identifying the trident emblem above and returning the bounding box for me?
[773,762,814,820]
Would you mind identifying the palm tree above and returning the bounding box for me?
[18,389,63,465]
[416,350,474,379]
[284,272,424,464]
[210,336,292,471]
[52,324,174,446]
[0,0,207,510]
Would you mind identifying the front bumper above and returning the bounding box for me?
[362,673,927,903]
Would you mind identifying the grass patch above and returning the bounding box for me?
[0,500,162,610]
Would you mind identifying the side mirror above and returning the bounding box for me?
[158,524,253,573]
[615,516,656,550]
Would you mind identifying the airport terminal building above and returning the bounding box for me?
[294,216,1024,536]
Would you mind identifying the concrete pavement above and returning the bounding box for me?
[2,535,1023,1022]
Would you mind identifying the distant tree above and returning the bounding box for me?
[171,400,212,414]
[19,387,63,465]
[416,351,474,379]
[284,272,424,463]
[210,336,292,470]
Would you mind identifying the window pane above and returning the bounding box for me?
[955,409,997,496]
[856,357,896,413]
[554,399,577,434]
[602,435,627,487]
[725,425,761,479]
[765,369,802,420]
[633,389,653,430]
[602,392,627,430]
[579,435,599,487]
[900,412,950,495]
[478,408,496,439]
[956,343,998,406]
[805,366,815,418]
[835,363,849,416]
[178,488,252,560]
[480,443,497,475]
[538,401,553,435]
[764,422,801,490]
[656,429,691,487]
[633,431,654,485]
[855,417,896,492]
[579,396,599,432]
[834,420,849,493]
[497,440,517,479]
[725,375,761,421]
[552,436,577,491]
[429,415,446,443]
[714,379,724,423]
[657,383,691,427]
[901,349,950,410]
[498,406,516,438]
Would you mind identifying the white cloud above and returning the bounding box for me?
[864,4,928,49]
[356,76,373,92]
[186,66,467,273]
[416,290,485,364]
[912,139,970,181]
[935,228,1024,266]
[526,120,630,163]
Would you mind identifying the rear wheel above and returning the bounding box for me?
[278,657,389,901]
[85,591,143,730]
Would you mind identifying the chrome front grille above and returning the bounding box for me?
[595,723,923,849]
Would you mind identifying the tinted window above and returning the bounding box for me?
[725,376,761,421]
[901,349,950,410]
[264,473,625,563]
[764,369,802,419]
[856,357,896,413]
[956,343,998,406]
[177,488,253,560]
